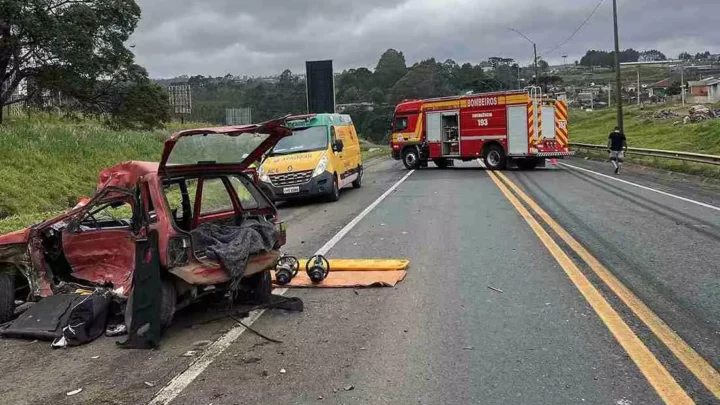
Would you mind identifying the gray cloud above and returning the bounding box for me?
[130,0,720,78]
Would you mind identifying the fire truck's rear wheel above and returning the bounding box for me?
[402,148,420,170]
[516,158,539,170]
[483,145,507,170]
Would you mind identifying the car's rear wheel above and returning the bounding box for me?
[242,270,272,304]
[352,168,363,188]
[0,272,15,324]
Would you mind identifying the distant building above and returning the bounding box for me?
[687,77,720,103]
[647,79,671,98]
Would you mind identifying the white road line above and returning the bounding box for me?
[561,162,720,213]
[148,169,416,405]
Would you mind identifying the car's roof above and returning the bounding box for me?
[97,161,159,190]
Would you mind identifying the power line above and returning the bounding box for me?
[545,0,606,55]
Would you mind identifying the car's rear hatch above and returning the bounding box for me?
[158,117,292,176]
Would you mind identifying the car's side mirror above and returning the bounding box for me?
[332,139,344,153]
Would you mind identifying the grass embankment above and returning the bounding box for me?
[570,104,720,177]
[0,115,388,234]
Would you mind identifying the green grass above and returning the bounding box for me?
[570,104,720,177]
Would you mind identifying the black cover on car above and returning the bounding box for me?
[190,218,278,279]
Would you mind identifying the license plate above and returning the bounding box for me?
[283,186,300,194]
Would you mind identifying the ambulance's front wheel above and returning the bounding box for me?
[483,145,507,170]
[402,147,420,170]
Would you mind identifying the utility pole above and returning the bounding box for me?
[612,0,624,130]
[509,28,539,87]
[681,64,686,106]
[637,66,641,106]
[533,43,539,87]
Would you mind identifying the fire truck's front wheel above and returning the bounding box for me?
[483,144,507,170]
[402,147,420,170]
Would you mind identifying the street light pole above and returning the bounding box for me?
[533,43,539,87]
[612,0,624,131]
[510,28,539,87]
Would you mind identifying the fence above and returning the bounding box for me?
[570,143,720,166]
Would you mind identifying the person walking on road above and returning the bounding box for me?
[607,126,627,175]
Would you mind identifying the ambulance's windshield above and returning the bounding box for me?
[269,126,328,156]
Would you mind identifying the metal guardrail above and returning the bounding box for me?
[570,143,720,166]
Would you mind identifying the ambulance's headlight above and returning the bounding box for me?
[313,155,328,178]
[258,166,270,183]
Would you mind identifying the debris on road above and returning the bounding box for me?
[90,355,100,359]
[343,385,355,391]
[487,286,504,293]
[66,389,83,396]
[105,324,127,337]
[182,350,198,357]
[280,368,287,374]
[144,381,156,388]
[192,340,212,348]
[463,346,475,350]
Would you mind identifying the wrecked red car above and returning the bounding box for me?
[0,118,292,327]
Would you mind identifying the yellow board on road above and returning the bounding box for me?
[297,259,410,271]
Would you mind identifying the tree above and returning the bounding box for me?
[0,0,145,125]
[667,81,682,96]
[368,88,385,104]
[387,60,452,104]
[537,59,550,72]
[679,51,692,61]
[374,49,408,90]
[639,49,667,62]
[107,80,170,130]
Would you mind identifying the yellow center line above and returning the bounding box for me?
[487,171,693,405]
[495,171,720,399]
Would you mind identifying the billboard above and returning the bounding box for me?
[305,60,335,114]
[168,85,192,115]
[226,107,252,125]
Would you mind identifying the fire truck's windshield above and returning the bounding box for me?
[269,126,328,156]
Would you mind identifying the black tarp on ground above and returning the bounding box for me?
[1,293,86,341]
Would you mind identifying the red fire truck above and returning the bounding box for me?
[390,88,572,170]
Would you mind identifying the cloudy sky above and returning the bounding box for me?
[130,0,719,78]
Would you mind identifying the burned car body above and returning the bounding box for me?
[0,118,292,326]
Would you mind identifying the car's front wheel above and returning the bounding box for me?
[328,175,340,202]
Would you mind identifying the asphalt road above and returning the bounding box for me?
[1,156,719,405]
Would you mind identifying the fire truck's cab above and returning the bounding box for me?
[390,88,572,170]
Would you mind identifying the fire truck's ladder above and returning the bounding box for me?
[525,86,543,150]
